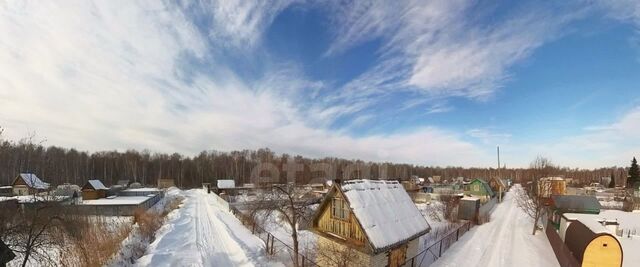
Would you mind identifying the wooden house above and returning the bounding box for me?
[11,173,49,196]
[488,177,508,202]
[464,179,495,203]
[538,177,566,199]
[311,180,431,267]
[81,180,108,200]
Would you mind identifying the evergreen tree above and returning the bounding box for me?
[628,157,640,188]
[608,173,615,188]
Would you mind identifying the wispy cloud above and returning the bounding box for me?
[325,1,583,101]
[0,0,492,167]
[466,129,512,145]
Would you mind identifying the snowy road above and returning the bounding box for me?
[432,185,559,267]
[136,190,278,267]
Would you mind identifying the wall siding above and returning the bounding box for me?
[582,235,622,267]
[317,194,367,245]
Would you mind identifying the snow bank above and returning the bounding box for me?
[134,189,280,267]
[106,187,183,266]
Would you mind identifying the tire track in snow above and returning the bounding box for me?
[431,185,559,267]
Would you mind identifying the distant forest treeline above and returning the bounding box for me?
[0,129,633,188]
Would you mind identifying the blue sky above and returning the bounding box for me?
[1,0,639,168]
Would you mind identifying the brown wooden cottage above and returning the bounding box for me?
[311,179,431,267]
[81,180,108,200]
[11,173,49,196]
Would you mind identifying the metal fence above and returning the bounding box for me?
[229,205,319,267]
[402,221,473,267]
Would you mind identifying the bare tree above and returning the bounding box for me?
[515,156,555,235]
[2,199,65,267]
[251,184,315,267]
[315,241,365,267]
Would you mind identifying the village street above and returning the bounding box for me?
[136,190,279,267]
[432,185,559,267]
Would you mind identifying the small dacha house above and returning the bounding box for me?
[464,178,495,203]
[11,173,49,196]
[311,179,431,267]
[81,179,108,200]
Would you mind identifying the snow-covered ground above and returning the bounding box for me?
[432,185,559,267]
[135,189,280,267]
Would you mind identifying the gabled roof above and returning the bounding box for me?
[490,177,507,188]
[551,195,601,213]
[470,178,495,197]
[13,173,49,190]
[319,179,431,253]
[84,180,108,190]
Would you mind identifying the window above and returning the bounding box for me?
[473,184,480,192]
[332,197,349,220]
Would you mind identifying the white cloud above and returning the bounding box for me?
[503,107,640,168]
[467,129,512,145]
[182,0,301,50]
[0,0,493,167]
[326,0,580,100]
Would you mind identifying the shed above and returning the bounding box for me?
[81,180,108,200]
[11,173,49,196]
[458,197,481,221]
[549,195,601,230]
[311,179,431,267]
[562,216,622,267]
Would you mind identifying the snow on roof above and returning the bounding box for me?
[81,196,150,205]
[86,180,108,190]
[123,187,160,192]
[341,179,431,251]
[564,210,640,266]
[16,173,49,190]
[1,195,69,203]
[217,179,235,189]
[541,177,565,181]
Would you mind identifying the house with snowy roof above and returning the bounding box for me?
[11,173,50,196]
[81,179,108,200]
[464,178,494,203]
[311,179,431,267]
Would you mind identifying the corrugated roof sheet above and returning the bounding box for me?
[552,195,601,212]
[86,180,108,190]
